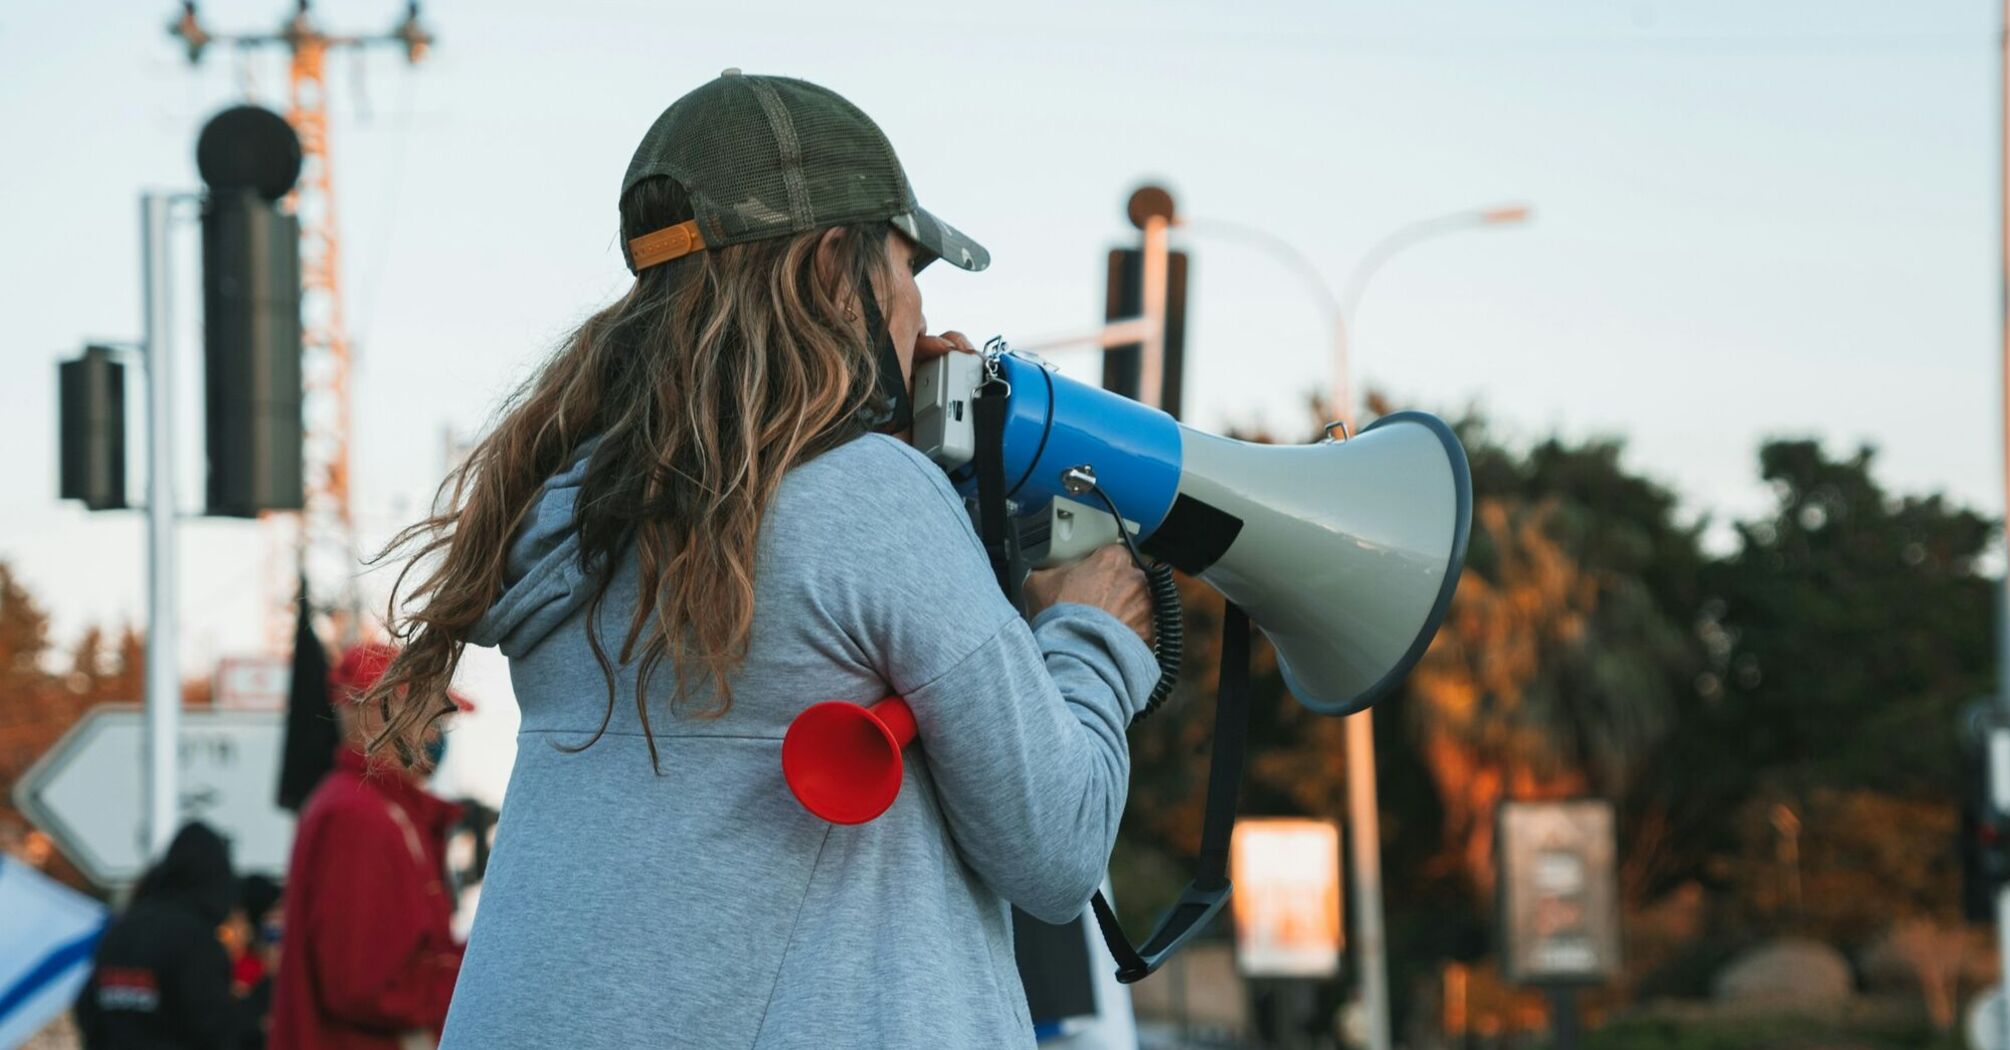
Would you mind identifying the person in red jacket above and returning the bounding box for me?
[270,642,466,1050]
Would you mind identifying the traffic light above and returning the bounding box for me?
[57,345,127,511]
[1100,248,1190,417]
[1962,724,2010,921]
[197,105,304,517]
[201,190,304,516]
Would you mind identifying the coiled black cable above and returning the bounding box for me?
[1135,563,1183,724]
[1075,483,1184,725]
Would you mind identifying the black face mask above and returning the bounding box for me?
[858,289,913,435]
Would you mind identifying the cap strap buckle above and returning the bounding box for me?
[628,219,708,271]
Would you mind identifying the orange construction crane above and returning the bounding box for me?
[171,1,432,647]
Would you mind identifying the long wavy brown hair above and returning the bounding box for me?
[364,176,895,769]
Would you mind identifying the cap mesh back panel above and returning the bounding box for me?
[677,85,791,244]
[780,82,910,225]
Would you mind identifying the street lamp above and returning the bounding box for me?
[1180,202,1532,426]
[1177,201,1532,1050]
[1335,204,1532,425]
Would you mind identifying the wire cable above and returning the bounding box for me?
[1074,483,1183,725]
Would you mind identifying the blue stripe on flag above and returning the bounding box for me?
[0,923,105,1025]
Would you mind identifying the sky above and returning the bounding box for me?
[0,1,2002,800]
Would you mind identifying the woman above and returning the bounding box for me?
[75,822,239,1050]
[370,71,1156,1048]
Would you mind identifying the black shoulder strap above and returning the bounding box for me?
[1196,602,1250,892]
[972,380,1019,608]
[1091,603,1248,983]
[860,288,913,436]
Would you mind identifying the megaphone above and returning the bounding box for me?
[919,347,1471,715]
[781,344,1472,823]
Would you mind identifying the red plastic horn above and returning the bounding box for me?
[781,698,916,824]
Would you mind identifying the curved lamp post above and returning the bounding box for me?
[1176,201,1531,1050]
[1181,202,1530,427]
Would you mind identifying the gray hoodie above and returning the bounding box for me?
[438,433,1159,1049]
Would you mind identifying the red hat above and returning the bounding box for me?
[329,642,476,712]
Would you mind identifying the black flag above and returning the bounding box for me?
[276,582,336,811]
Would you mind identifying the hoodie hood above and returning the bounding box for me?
[133,821,235,925]
[468,439,604,657]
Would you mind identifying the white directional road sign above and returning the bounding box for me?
[14,705,295,887]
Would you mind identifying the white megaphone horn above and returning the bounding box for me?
[912,346,1472,716]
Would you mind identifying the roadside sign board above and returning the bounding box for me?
[215,656,290,711]
[14,705,295,887]
[1497,800,1622,984]
[1229,818,1342,978]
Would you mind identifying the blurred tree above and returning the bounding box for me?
[1698,440,1993,800]
[1718,789,1965,1030]
[1721,790,1958,936]
[0,562,55,694]
[0,561,147,890]
[1401,417,1707,902]
[1403,496,1598,894]
[1690,442,1990,1031]
[1114,419,1995,1037]
[1115,408,1708,949]
[0,563,62,781]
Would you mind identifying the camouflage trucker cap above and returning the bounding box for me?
[620,69,989,275]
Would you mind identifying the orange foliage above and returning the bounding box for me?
[1406,498,1597,895]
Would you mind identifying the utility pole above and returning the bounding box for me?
[142,193,182,857]
[1994,3,2010,1045]
[170,1,433,647]
[1133,187,1175,412]
[64,101,300,861]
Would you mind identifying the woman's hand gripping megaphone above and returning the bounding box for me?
[911,328,979,362]
[1023,545,1155,647]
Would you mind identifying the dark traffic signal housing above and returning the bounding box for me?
[198,104,305,517]
[58,346,127,511]
[201,189,304,517]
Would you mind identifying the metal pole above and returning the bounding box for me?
[1343,702,1393,1050]
[1547,986,1580,1050]
[1995,5,2010,1045]
[1332,208,1526,1050]
[1137,214,1170,410]
[142,193,180,858]
[1335,272,1392,1050]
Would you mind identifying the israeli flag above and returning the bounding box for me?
[0,857,105,1048]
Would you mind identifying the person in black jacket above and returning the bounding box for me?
[76,821,240,1050]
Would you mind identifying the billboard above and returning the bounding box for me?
[1497,800,1622,984]
[1230,818,1342,978]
